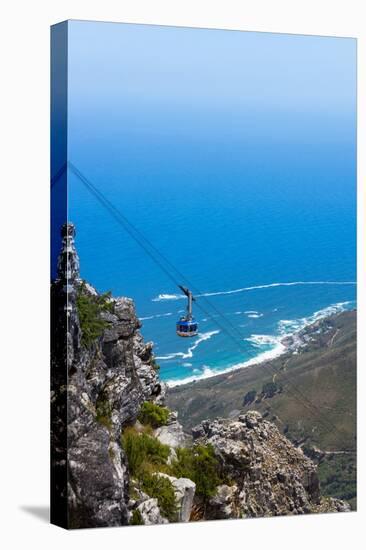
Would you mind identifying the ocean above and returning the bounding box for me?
[62,22,356,385]
[66,145,356,385]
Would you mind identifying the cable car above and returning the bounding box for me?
[176,285,198,337]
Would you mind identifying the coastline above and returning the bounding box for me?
[163,302,356,388]
[166,308,356,435]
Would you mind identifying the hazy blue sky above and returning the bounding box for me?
[68,20,356,135]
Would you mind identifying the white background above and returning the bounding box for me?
[0,1,364,548]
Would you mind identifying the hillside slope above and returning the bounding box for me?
[167,311,357,507]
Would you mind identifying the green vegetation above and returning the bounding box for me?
[261,381,279,399]
[317,454,357,510]
[130,509,144,525]
[122,423,223,518]
[138,401,170,428]
[171,444,221,501]
[76,282,114,347]
[243,389,257,406]
[121,426,177,520]
[121,426,170,478]
[140,472,178,521]
[95,395,113,431]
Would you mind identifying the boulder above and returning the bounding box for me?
[154,417,188,449]
[157,473,196,522]
[136,498,168,525]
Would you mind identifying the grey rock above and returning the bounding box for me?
[157,473,196,522]
[51,225,166,528]
[67,424,129,528]
[191,424,207,439]
[137,498,168,525]
[193,412,349,520]
[207,484,239,519]
[154,418,188,449]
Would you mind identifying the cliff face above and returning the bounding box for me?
[51,223,349,529]
[52,286,165,528]
[51,224,165,528]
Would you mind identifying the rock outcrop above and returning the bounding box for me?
[154,410,189,449]
[136,497,169,526]
[157,473,196,522]
[192,411,350,519]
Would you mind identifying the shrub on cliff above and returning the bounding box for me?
[95,395,113,431]
[122,426,177,520]
[76,282,114,347]
[140,473,178,521]
[121,426,170,478]
[171,444,221,501]
[137,402,170,428]
[130,509,144,525]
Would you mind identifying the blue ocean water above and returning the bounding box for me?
[62,22,356,384]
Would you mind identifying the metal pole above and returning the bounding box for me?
[188,291,192,320]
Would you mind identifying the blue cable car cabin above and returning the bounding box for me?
[176,318,198,337]
[176,285,198,337]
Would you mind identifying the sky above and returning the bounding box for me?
[67,20,356,138]
[65,21,356,211]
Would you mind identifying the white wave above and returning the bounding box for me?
[167,365,217,387]
[152,281,356,302]
[247,313,263,319]
[229,342,286,371]
[166,340,286,387]
[152,293,183,302]
[155,330,220,361]
[309,302,353,322]
[278,301,354,336]
[140,312,173,321]
[202,281,357,298]
[278,319,304,334]
[246,334,280,347]
[155,352,185,360]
